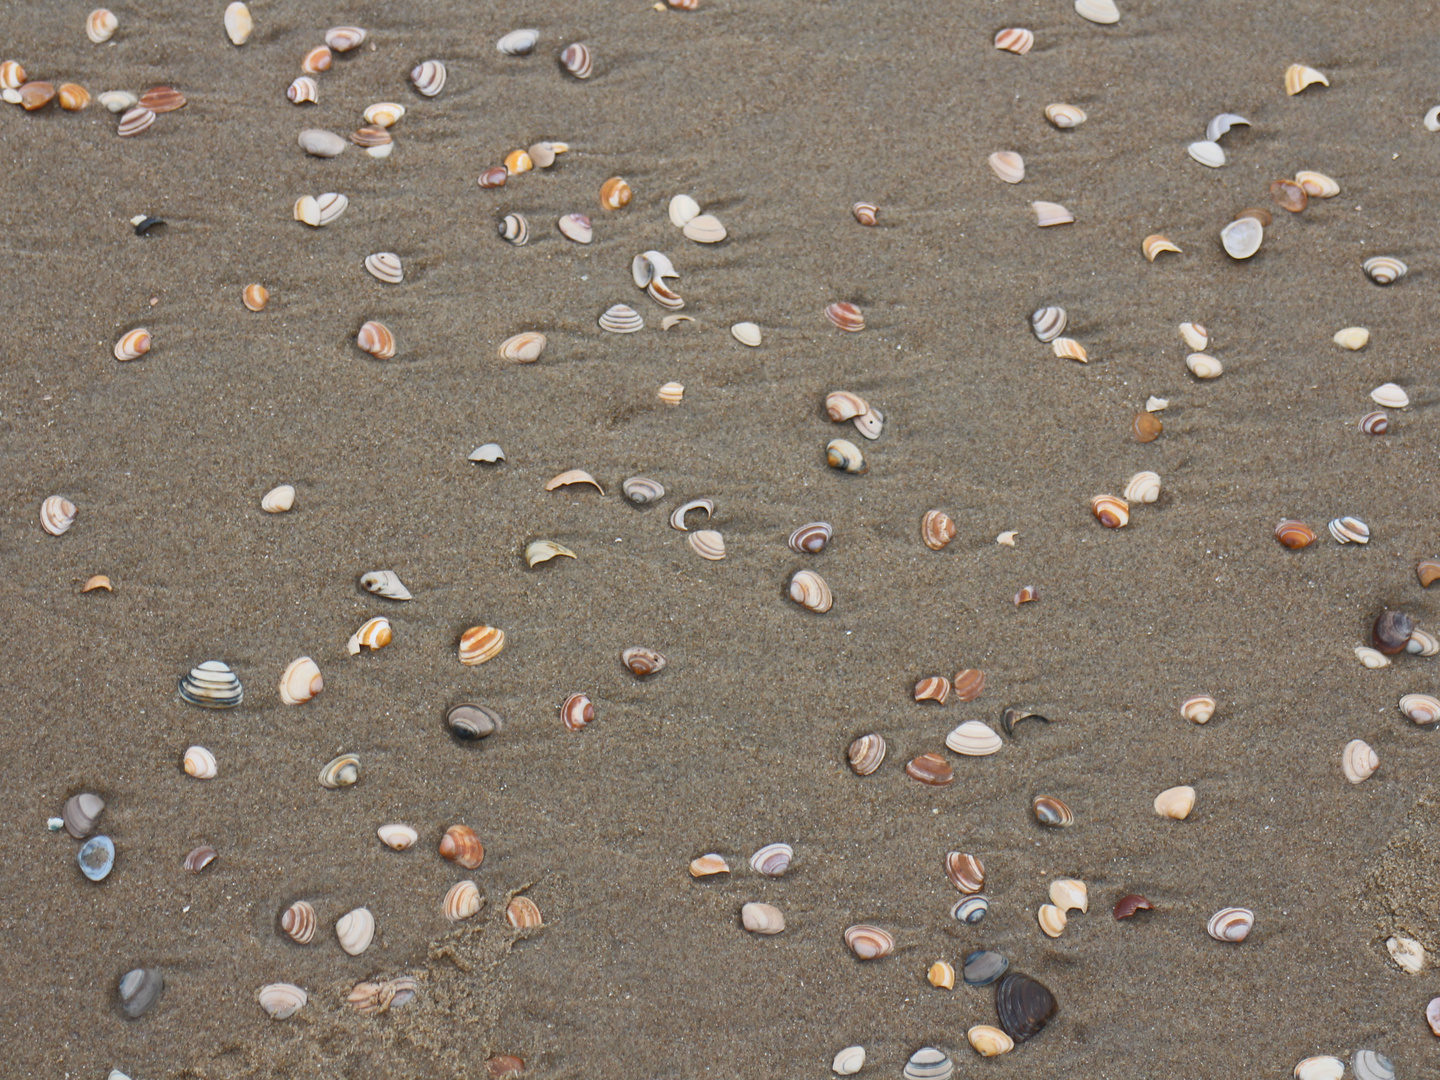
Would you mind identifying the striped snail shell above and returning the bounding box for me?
[1274,519,1316,549]
[1090,494,1129,528]
[1013,585,1039,605]
[852,201,878,225]
[945,852,985,893]
[357,321,396,359]
[788,569,833,613]
[847,733,885,775]
[280,900,316,943]
[750,842,793,877]
[335,907,375,955]
[114,327,151,361]
[1350,1051,1394,1080]
[257,982,307,1020]
[1030,305,1066,342]
[318,753,360,789]
[347,616,392,654]
[40,494,77,535]
[922,510,956,550]
[278,656,323,705]
[843,924,895,960]
[57,83,90,111]
[1363,256,1407,285]
[243,284,270,312]
[410,60,446,96]
[505,148,533,175]
[444,880,482,921]
[952,895,989,924]
[498,213,529,245]
[1206,906,1254,942]
[788,521,832,553]
[561,692,594,731]
[439,824,485,869]
[559,43,593,79]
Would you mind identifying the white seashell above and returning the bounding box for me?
[658,381,684,405]
[789,569,833,613]
[365,252,403,283]
[1032,201,1074,226]
[1327,516,1369,544]
[183,746,217,779]
[1388,935,1425,973]
[1364,256,1407,285]
[903,1047,950,1080]
[967,1025,1014,1057]
[1186,353,1223,379]
[41,495,77,536]
[1370,382,1409,408]
[988,151,1024,183]
[1123,471,1161,503]
[1187,140,1226,168]
[682,214,727,243]
[314,193,347,226]
[469,443,505,464]
[1342,739,1378,784]
[852,408,883,440]
[1400,693,1440,725]
[257,983,307,1020]
[832,1046,866,1075]
[1333,326,1368,350]
[1178,322,1209,350]
[1296,170,1340,198]
[688,529,725,560]
[347,616,392,655]
[741,902,785,934]
[1294,1057,1345,1080]
[377,823,418,850]
[1427,105,1440,132]
[557,213,592,243]
[363,102,405,127]
[1207,906,1254,942]
[1045,102,1086,128]
[599,304,644,334]
[997,530,1018,546]
[499,331,547,362]
[1075,0,1120,23]
[224,2,253,45]
[1146,396,1168,412]
[87,9,119,43]
[1205,113,1251,142]
[114,327,151,361]
[99,90,137,112]
[361,570,412,600]
[750,842,793,876]
[731,322,761,347]
[1408,628,1440,656]
[1050,877,1088,913]
[1154,784,1196,820]
[1354,646,1390,669]
[287,77,318,104]
[1031,305,1067,342]
[336,907,375,955]
[293,196,320,226]
[496,28,539,55]
[945,720,1002,756]
[444,880,482,921]
[632,250,678,287]
[1038,903,1067,937]
[410,60,446,97]
[325,26,366,51]
[668,194,701,228]
[1221,216,1263,259]
[261,484,295,513]
[278,656,323,705]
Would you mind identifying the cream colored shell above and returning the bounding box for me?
[1341,739,1378,783]
[336,907,375,955]
[1154,784,1196,820]
[944,721,1002,756]
[1038,903,1067,937]
[1049,878,1088,912]
[261,484,295,512]
[183,745,217,779]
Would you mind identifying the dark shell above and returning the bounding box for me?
[1032,795,1074,826]
[478,166,508,189]
[1001,707,1049,738]
[963,949,1009,986]
[487,1055,525,1079]
[447,702,503,739]
[1132,412,1162,443]
[118,967,164,1018]
[78,835,115,881]
[63,792,105,838]
[1373,610,1414,655]
[994,972,1057,1042]
[1274,519,1317,549]
[905,753,954,786]
[788,521,833,553]
[183,844,217,872]
[1113,893,1154,919]
[132,216,165,236]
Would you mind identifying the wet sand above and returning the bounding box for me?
[1,0,1438,1076]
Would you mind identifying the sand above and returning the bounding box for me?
[1,0,1438,1076]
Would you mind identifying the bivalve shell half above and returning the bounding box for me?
[903,1048,953,1080]
[559,43,593,78]
[1364,256,1407,285]
[99,90,137,112]
[116,969,164,1018]
[1179,321,1209,349]
[1186,352,1223,379]
[750,843,793,877]
[1358,410,1389,434]
[287,76,317,104]
[302,46,332,73]
[789,569,833,613]
[688,529,726,560]
[1143,234,1181,261]
[946,721,1002,756]
[1075,0,1120,22]
[1296,170,1340,198]
[1409,628,1440,656]
[506,896,542,929]
[1031,305,1067,342]
[58,84,91,111]
[1033,795,1074,826]
[1090,494,1129,528]
[504,148,533,176]
[1275,519,1316,549]
[847,733,886,775]
[1352,1050,1396,1080]
[906,753,954,785]
[114,328,151,361]
[1334,326,1369,350]
[928,960,956,989]
[347,616,391,655]
[1038,904,1067,938]
[994,972,1058,1042]
[1032,201,1074,226]
[179,660,243,708]
[356,321,395,359]
[87,8,118,42]
[1355,645,1390,669]
[280,900,316,943]
[1187,140,1226,168]
[184,844,217,873]
[1388,935,1425,973]
[1400,692,1440,725]
[964,949,1009,986]
[690,853,729,877]
[318,753,360,789]
[363,102,405,127]
[1114,893,1154,919]
[1181,694,1216,724]
[19,82,56,111]
[1419,558,1440,587]
[62,793,104,838]
[988,151,1025,183]
[833,1046,866,1075]
[478,166,508,189]
[224,3,254,45]
[788,521,832,553]
[1328,516,1370,544]
[994,27,1034,54]
[945,851,985,893]
[41,495,77,536]
[336,907,375,955]
[279,656,323,705]
[440,824,485,868]
[844,924,895,961]
[1053,337,1088,362]
[499,331,546,363]
[968,1025,1014,1057]
[410,60,446,96]
[347,977,417,1015]
[1154,785,1196,820]
[361,570,411,601]
[1428,106,1440,133]
[0,61,25,89]
[852,201,878,225]
[599,176,632,210]
[683,214,727,243]
[546,469,603,493]
[825,390,869,421]
[377,824,418,850]
[243,283,269,312]
[826,438,865,474]
[1207,906,1254,942]
[915,676,950,704]
[459,625,505,665]
[1285,63,1329,95]
[561,692,594,732]
[954,669,985,701]
[1374,611,1414,654]
[1124,471,1161,504]
[497,29,539,55]
[81,575,112,593]
[446,702,502,739]
[260,483,294,512]
[825,301,865,332]
[1342,739,1378,783]
[1221,216,1263,259]
[658,381,684,405]
[741,902,785,935]
[1050,878,1088,913]
[1013,585,1039,605]
[1045,102,1086,128]
[599,303,644,333]
[1371,382,1409,408]
[922,510,956,550]
[622,646,667,677]
[325,25,366,51]
[730,321,761,346]
[668,194,701,227]
[498,213,529,245]
[953,895,990,923]
[78,835,115,881]
[258,983,307,1020]
[622,476,665,504]
[183,745,217,779]
[558,213,592,243]
[1293,1059,1344,1080]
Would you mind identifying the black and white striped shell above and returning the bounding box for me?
[1030,305,1067,342]
[361,570,412,600]
[598,303,643,333]
[410,60,446,97]
[179,660,243,708]
[446,702,502,739]
[953,895,990,924]
[1363,256,1407,285]
[559,43,593,79]
[497,28,539,54]
[994,972,1057,1042]
[318,753,360,788]
[788,521,832,553]
[903,1048,953,1080]
[623,476,665,504]
[498,213,529,245]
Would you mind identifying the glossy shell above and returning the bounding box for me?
[1359,411,1389,435]
[114,328,151,361]
[824,390,868,421]
[1207,906,1254,942]
[498,213,529,245]
[789,569,833,613]
[278,656,323,705]
[558,213,592,243]
[281,900,316,943]
[741,902,785,935]
[730,321,761,346]
[945,721,1002,756]
[41,495,77,535]
[623,476,665,504]
[361,570,411,601]
[183,844,217,872]
[118,968,164,1018]
[118,106,155,135]
[1045,102,1086,127]
[63,793,104,838]
[963,949,1009,986]
[1032,795,1073,826]
[968,1025,1015,1057]
[915,676,950,704]
[559,43,593,78]
[1188,140,1226,168]
[1371,383,1409,408]
[440,824,485,869]
[1352,1050,1395,1080]
[843,924,894,960]
[347,616,392,654]
[1329,516,1370,544]
[1355,646,1390,669]
[1342,739,1378,783]
[410,60,446,96]
[788,521,832,553]
[318,753,360,789]
[689,530,726,560]
[78,835,115,881]
[1124,471,1161,504]
[1031,305,1067,342]
[357,321,396,360]
[377,824,419,850]
[183,745,217,779]
[683,214,727,243]
[1113,893,1154,919]
[1154,785,1196,820]
[852,201,878,225]
[506,896,543,929]
[599,177,632,210]
[561,692,594,732]
[689,853,729,877]
[258,982,306,1020]
[1373,611,1414,654]
[1364,256,1407,285]
[946,851,985,893]
[953,669,985,701]
[1220,216,1263,259]
[953,895,990,923]
[444,880,482,921]
[847,733,886,775]
[1409,628,1440,656]
[447,702,502,739]
[336,907,375,955]
[1275,519,1317,549]
[1181,695,1216,724]
[459,625,505,664]
[750,843,793,877]
[179,660,243,708]
[826,438,865,474]
[903,1048,953,1080]
[994,972,1057,1042]
[622,646,667,677]
[243,284,269,312]
[922,510,956,550]
[907,753,954,785]
[1133,412,1162,442]
[994,27,1034,54]
[1090,494,1129,528]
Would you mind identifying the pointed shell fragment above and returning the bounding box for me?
[183,745,217,779]
[280,900,316,943]
[689,529,726,560]
[258,983,307,1020]
[336,907,375,955]
[1334,326,1369,350]
[377,823,418,850]
[347,616,392,655]
[730,321,761,346]
[968,1025,1014,1057]
[546,469,603,493]
[1187,140,1226,168]
[1032,201,1074,226]
[499,332,546,363]
[1186,352,1223,379]
[1364,256,1407,285]
[1207,906,1254,942]
[1206,113,1251,141]
[179,660,243,708]
[599,303,644,333]
[1123,471,1161,504]
[559,43,593,79]
[506,896,543,929]
[361,570,411,601]
[458,625,505,665]
[826,438,865,474]
[988,151,1024,183]
[1221,216,1263,259]
[1045,102,1086,128]
[843,924,895,960]
[410,60,446,97]
[1075,0,1120,23]
[994,27,1034,54]
[1038,904,1067,937]
[1154,784,1196,820]
[525,540,576,567]
[690,853,729,877]
[622,476,665,504]
[81,575,112,593]
[1114,893,1153,919]
[847,733,886,775]
[1285,63,1329,95]
[788,521,832,553]
[906,753,954,785]
[1031,305,1067,342]
[922,510,956,550]
[1143,235,1181,261]
[318,753,360,789]
[114,328,151,361]
[1342,739,1378,783]
[440,824,485,868]
[1053,337,1088,362]
[41,495,77,536]
[946,720,1002,756]
[789,569,833,613]
[1090,494,1129,528]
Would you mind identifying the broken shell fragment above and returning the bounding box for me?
[1181,695,1215,724]
[287,77,317,104]
[1411,628,1440,656]
[599,303,644,333]
[258,983,306,1020]
[788,521,832,553]
[559,43,593,79]
[1342,739,1378,783]
[1113,893,1153,919]
[1053,337,1087,362]
[260,484,294,512]
[1418,558,1440,587]
[922,510,956,550]
[546,469,603,493]
[915,676,950,704]
[843,924,895,960]
[179,660,243,708]
[1207,906,1254,942]
[1038,904,1067,938]
[81,575,112,593]
[672,498,715,530]
[968,1025,1014,1057]
[410,60,446,97]
[560,692,594,732]
[622,476,665,504]
[440,824,485,868]
[1123,471,1161,504]
[1400,693,1440,725]
[688,530,726,560]
[458,625,505,665]
[1186,352,1223,379]
[847,733,886,775]
[1221,216,1263,259]
[826,438,866,474]
[1045,102,1086,128]
[377,824,418,850]
[946,720,1002,756]
[988,151,1024,183]
[741,902,785,935]
[347,977,417,1015]
[1285,63,1329,95]
[114,328,151,361]
[1328,516,1370,544]
[361,570,412,600]
[1031,305,1067,342]
[347,616,392,655]
[1364,256,1407,285]
[1334,326,1369,350]
[183,844,217,872]
[994,27,1034,54]
[1206,113,1251,141]
[1388,935,1425,973]
[928,961,955,989]
[41,495,77,536]
[622,646,666,677]
[183,745,217,779]
[1154,785,1196,820]
[318,753,360,789]
[499,331,546,363]
[336,907,375,955]
[20,81,57,111]
[1050,878,1088,913]
[1013,585,1039,605]
[689,853,729,877]
[280,901,316,943]
[1143,234,1181,261]
[906,753,954,786]
[1032,201,1074,226]
[1090,494,1129,528]
[789,569,833,613]
[945,851,985,893]
[1032,795,1073,826]
[278,654,324,704]
[1187,140,1226,168]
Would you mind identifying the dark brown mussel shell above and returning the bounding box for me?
[994,972,1057,1042]
[1373,610,1414,655]
[1001,707,1049,738]
[1113,893,1154,919]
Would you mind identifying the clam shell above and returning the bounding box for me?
[41,495,77,535]
[310,192,347,225]
[361,570,412,601]
[1013,585,1039,605]
[1364,256,1407,285]
[1002,706,1049,737]
[683,214,727,243]
[994,27,1034,54]
[558,213,593,243]
[1032,795,1073,826]
[561,692,594,732]
[410,60,446,96]
[506,896,543,929]
[1075,0,1120,21]
[183,745,217,779]
[1388,935,1425,973]
[632,250,678,287]
[1371,382,1409,408]
[1294,1058,1344,1080]
[497,28,539,54]
[915,676,950,704]
[1429,107,1440,133]
[363,102,405,127]
[1429,995,1440,1034]
[994,972,1057,1042]
[278,656,323,705]
[63,793,105,838]
[953,669,985,701]
[1274,519,1316,549]
[826,438,866,474]
[1142,234,1181,261]
[741,902,785,935]
[1221,216,1263,259]
[347,977,417,1015]
[599,303,644,333]
[459,625,505,665]
[689,529,726,560]
[1285,63,1329,95]
[963,949,1008,986]
[183,843,217,872]
[1050,878,1088,913]
[302,45,331,73]
[1186,352,1223,379]
[257,982,306,1020]
[1133,412,1162,442]
[1031,305,1067,341]
[1342,739,1378,783]
[1038,904,1067,938]
[1400,692,1440,724]
[1206,113,1251,141]
[1123,471,1161,504]
[1154,784,1196,820]
[293,196,321,226]
[852,406,884,440]
[1032,200,1074,226]
[347,616,392,655]
[1090,494,1129,527]
[260,483,294,512]
[1296,170,1339,198]
[928,960,955,989]
[968,1025,1014,1057]
[1045,102,1086,128]
[118,968,163,1018]
[287,76,317,104]
[906,752,954,786]
[658,381,685,405]
[988,151,1025,183]
[280,900,316,943]
[731,321,761,346]
[1207,906,1254,942]
[623,476,665,504]
[0,61,24,89]
[324,25,365,51]
[922,510,956,550]
[1181,694,1215,723]
[1328,515,1370,544]
[478,166,508,189]
[1113,893,1154,919]
[946,721,1002,756]
[114,327,151,361]
[646,280,684,309]
[825,390,869,421]
[1270,178,1308,213]
[1334,326,1369,350]
[118,105,156,135]
[442,879,481,921]
[843,924,894,960]
[833,1047,865,1075]
[789,569,833,613]
[1354,646,1390,669]
[82,575,112,593]
[87,9,118,43]
[447,702,502,739]
[299,128,346,157]
[1187,140,1226,167]
[498,213,529,245]
[356,321,395,360]
[525,539,576,567]
[904,1048,952,1080]
[1352,1050,1395,1080]
[1374,611,1414,654]
[1419,558,1440,587]
[599,176,632,210]
[505,149,533,176]
[1409,627,1440,656]
[690,853,729,877]
[58,83,90,110]
[1179,321,1209,349]
[789,521,832,553]
[825,301,865,332]
[353,126,393,156]
[1053,337,1088,362]
[179,660,243,708]
[622,646,667,677]
[99,90,137,112]
[377,824,418,850]
[499,331,547,363]
[852,201,878,225]
[318,753,360,789]
[945,851,985,893]
[847,733,886,775]
[336,907,375,955]
[243,283,269,312]
[750,843,793,877]
[78,835,114,880]
[559,43,593,79]
[18,81,54,111]
[546,469,604,493]
[440,824,485,868]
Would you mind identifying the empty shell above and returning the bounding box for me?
[299,128,346,157]
[377,824,418,850]
[1342,739,1378,783]
[1181,695,1216,723]
[599,176,632,209]
[458,625,505,665]
[1143,234,1181,261]
[922,510,956,550]
[622,476,665,504]
[688,529,726,560]
[988,151,1024,183]
[1364,256,1407,285]
[852,201,878,225]
[260,484,294,512]
[1400,693,1440,725]
[318,753,360,789]
[826,438,865,474]
[258,983,307,1020]
[280,900,316,943]
[946,721,1002,756]
[968,1025,1014,1057]
[183,745,217,779]
[1275,519,1316,549]
[1033,795,1073,826]
[915,676,950,704]
[945,851,985,893]
[1284,63,1329,95]
[361,570,412,600]
[1351,1051,1395,1080]
[87,8,118,43]
[410,60,446,96]
[906,753,954,785]
[287,76,317,104]
[183,844,217,872]
[447,702,502,739]
[1186,352,1223,379]
[506,896,543,929]
[1388,935,1425,973]
[1187,140,1226,168]
[1207,906,1254,942]
[789,569,833,613]
[498,213,529,245]
[499,331,546,363]
[953,669,985,701]
[1354,646,1390,669]
[668,194,702,228]
[1154,785,1196,820]
[994,27,1034,54]
[742,902,785,935]
[1221,216,1263,259]
[558,213,592,243]
[1075,0,1120,22]
[750,843,793,877]
[843,924,895,960]
[497,28,539,54]
[1053,337,1088,362]
[1032,201,1074,226]
[561,692,594,732]
[1090,494,1129,528]
[1123,471,1161,503]
[179,660,243,708]
[1031,305,1067,342]
[1045,102,1086,128]
[559,43,592,78]
[622,646,666,677]
[336,907,375,955]
[1206,113,1251,141]
[690,853,729,877]
[953,895,990,923]
[964,949,1009,986]
[1179,321,1209,349]
[114,328,151,361]
[363,102,405,127]
[326,26,366,51]
[1038,904,1067,938]
[1296,170,1340,197]
[1371,383,1409,408]
[847,733,886,775]
[599,304,644,333]
[41,495,77,536]
[1328,516,1370,544]
[347,616,392,655]
[279,656,323,705]
[546,469,603,493]
[1050,878,1088,913]
[928,961,956,989]
[788,521,832,553]
[440,824,485,868]
[730,321,761,346]
[1334,326,1369,350]
[825,301,865,332]
[683,214,727,243]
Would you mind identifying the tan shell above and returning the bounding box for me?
[789,569,833,613]
[243,283,269,311]
[1090,494,1129,528]
[1187,352,1223,379]
[278,656,323,705]
[257,982,307,1020]
[347,616,391,655]
[224,2,253,45]
[183,745,217,779]
[1154,784,1196,820]
[825,301,865,332]
[928,961,955,989]
[741,902,785,935]
[1284,63,1329,95]
[689,853,730,877]
[599,176,632,210]
[506,896,543,929]
[58,84,91,111]
[852,201,878,225]
[318,753,360,789]
[41,496,77,536]
[525,540,576,567]
[1342,739,1378,783]
[1179,322,1209,350]
[689,530,726,560]
[545,469,604,493]
[945,721,1002,756]
[847,733,886,775]
[1333,326,1369,350]
[967,1025,1014,1057]
[280,900,316,943]
[914,676,950,704]
[922,510,956,550]
[1049,877,1088,913]
[1032,201,1074,226]
[459,625,505,665]
[1044,103,1086,128]
[1143,234,1181,261]
[1053,337,1088,362]
[377,823,418,850]
[683,214,727,243]
[115,328,152,361]
[497,331,547,363]
[363,102,405,127]
[1220,217,1263,259]
[825,390,869,421]
[1038,903,1067,937]
[287,76,317,104]
[1123,471,1161,504]
[843,924,894,960]
[261,484,294,512]
[656,381,684,405]
[302,45,332,73]
[81,575,112,593]
[1181,695,1215,724]
[357,321,396,360]
[1354,646,1390,669]
[988,151,1024,184]
[1296,170,1339,198]
[444,880,482,921]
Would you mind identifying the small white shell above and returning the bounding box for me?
[1295,170,1340,198]
[599,304,644,334]
[1031,305,1067,342]
[988,151,1024,183]
[1186,353,1223,379]
[87,9,119,43]
[1187,140,1226,168]
[1154,784,1196,820]
[278,656,323,705]
[469,443,505,463]
[1294,1057,1345,1080]
[832,1046,866,1075]
[731,322,762,347]
[360,570,412,600]
[944,720,1002,756]
[688,529,726,561]
[377,823,419,850]
[1387,935,1425,973]
[41,495,77,536]
[183,745,217,779]
[99,91,138,112]
[1333,326,1369,350]
[261,484,295,513]
[1342,739,1378,784]
[1427,105,1440,132]
[1146,396,1168,412]
[1354,646,1390,669]
[668,194,701,228]
[1032,200,1074,226]
[682,214,727,243]
[363,102,405,127]
[1205,113,1251,142]
[1400,692,1440,725]
[1123,471,1161,503]
[496,28,539,55]
[741,902,785,935]
[1045,103,1086,128]
[749,842,793,877]
[1207,906,1254,942]
[1408,628,1440,656]
[1075,0,1120,24]
[1179,322,1209,350]
[1220,216,1263,259]
[336,907,375,955]
[257,982,308,1020]
[1371,382,1409,408]
[365,252,403,283]
[223,2,253,45]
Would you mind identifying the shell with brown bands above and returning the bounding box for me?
[459,625,505,664]
[506,896,542,929]
[788,569,833,613]
[444,880,482,921]
[945,851,984,893]
[562,692,594,731]
[847,733,885,775]
[440,824,485,869]
[357,321,395,359]
[788,521,832,553]
[922,510,956,550]
[843,924,894,960]
[280,900,317,943]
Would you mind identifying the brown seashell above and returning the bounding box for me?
[852,201,878,226]
[1417,559,1440,587]
[242,284,268,312]
[476,166,509,192]
[1013,585,1038,605]
[914,676,951,704]
[994,972,1058,1042]
[1270,178,1308,213]
[953,669,985,702]
[81,575,112,593]
[599,176,632,210]
[302,46,332,74]
[689,853,730,877]
[139,85,185,112]
[506,896,542,929]
[357,321,396,360]
[347,976,416,1015]
[183,843,217,872]
[114,328,152,361]
[1180,695,1215,724]
[458,625,505,665]
[994,27,1034,54]
[410,60,446,96]
[346,616,391,655]
[17,81,54,110]
[1032,795,1073,826]
[559,42,593,79]
[825,301,865,332]
[843,924,895,960]
[561,692,594,731]
[1359,411,1389,435]
[1274,519,1316,549]
[0,61,25,90]
[1132,411,1162,443]
[825,390,869,421]
[281,900,317,943]
[1235,205,1273,228]
[351,125,392,148]
[788,521,833,553]
[287,76,317,104]
[789,569,833,613]
[487,1055,525,1079]
[922,510,956,550]
[545,469,604,493]
[622,646,666,677]
[444,880,482,921]
[945,852,985,893]
[439,824,485,869]
[58,83,90,111]
[906,752,954,786]
[1090,494,1129,528]
[847,733,886,775]
[1373,610,1414,655]
[1113,893,1153,919]
[117,105,156,136]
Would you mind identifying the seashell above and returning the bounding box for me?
[469,443,505,463]
[256,979,306,1025]
[458,625,505,665]
[223,2,253,45]
[1285,63,1329,95]
[41,495,77,536]
[963,949,1009,986]
[241,283,270,312]
[410,60,446,97]
[530,140,567,167]
[730,321,762,346]
[183,745,217,779]
[444,880,483,921]
[1371,382,1409,409]
[1142,234,1181,261]
[646,279,685,310]
[1013,585,1039,605]
[1430,996,1440,1035]
[1187,140,1226,168]
[852,201,878,225]
[945,851,985,893]
[1410,628,1440,656]
[325,25,366,51]
[318,753,360,789]
[789,569,833,613]
[278,656,323,705]
[1332,326,1369,351]
[300,45,331,74]
[1359,410,1389,435]
[546,469,604,493]
[1186,352,1223,379]
[118,968,164,1018]
[946,721,1002,756]
[688,529,726,560]
[347,977,417,1015]
[683,213,728,243]
[1032,201,1074,226]
[114,327,151,361]
[99,90,137,112]
[1075,0,1120,22]
[1293,1058,1344,1080]
[58,84,91,111]
[1123,471,1161,504]
[78,835,115,880]
[825,390,869,421]
[847,733,886,775]
[1328,516,1370,544]
[497,213,529,246]
[617,646,667,680]
[953,895,989,924]
[1364,256,1407,285]
[599,303,644,333]
[1133,412,1163,442]
[1001,707,1049,738]
[994,972,1058,1042]
[1207,906,1254,942]
[853,405,885,441]
[826,438,866,474]
[921,510,956,550]
[1388,935,1425,973]
[63,793,105,838]
[1206,113,1251,141]
[0,61,24,89]
[623,476,665,505]
[497,29,539,55]
[906,752,954,786]
[1270,178,1308,213]
[1355,645,1390,669]
[377,824,418,850]
[928,961,956,989]
[347,616,392,655]
[1031,305,1067,342]
[1352,1050,1395,1080]
[363,102,405,127]
[488,1055,525,1079]
[184,843,217,872]
[1400,692,1440,725]
[1220,216,1263,259]
[287,76,318,104]
[506,896,542,929]
[361,570,411,601]
[1295,170,1339,198]
[351,125,392,152]
[690,853,729,877]
[18,81,55,111]
[260,483,294,512]
[904,1048,952,1080]
[280,900,316,943]
[561,692,594,732]
[1429,106,1440,133]
[82,575,112,593]
[788,521,832,553]
[1154,784,1196,820]
[833,1047,867,1076]
[953,669,985,702]
[336,907,375,955]
[1113,893,1154,919]
[559,43,593,79]
[1045,102,1086,128]
[558,213,592,243]
[1178,321,1209,350]
[844,924,895,961]
[1050,878,1088,913]
[1274,519,1316,549]
[750,843,793,877]
[87,9,118,43]
[308,191,348,225]
[658,381,685,405]
[994,27,1034,54]
[915,676,950,704]
[599,177,632,210]
[1053,337,1088,363]
[988,151,1025,183]
[292,196,321,226]
[1342,739,1379,784]
[1416,558,1440,588]
[504,149,533,176]
[478,166,508,189]
[499,331,546,363]
[440,824,485,868]
[526,539,576,567]
[1090,494,1129,528]
[825,301,865,332]
[1038,904,1067,938]
[179,660,243,708]
[447,702,502,740]
[1032,795,1073,826]
[968,1025,1015,1057]
[1181,694,1215,724]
